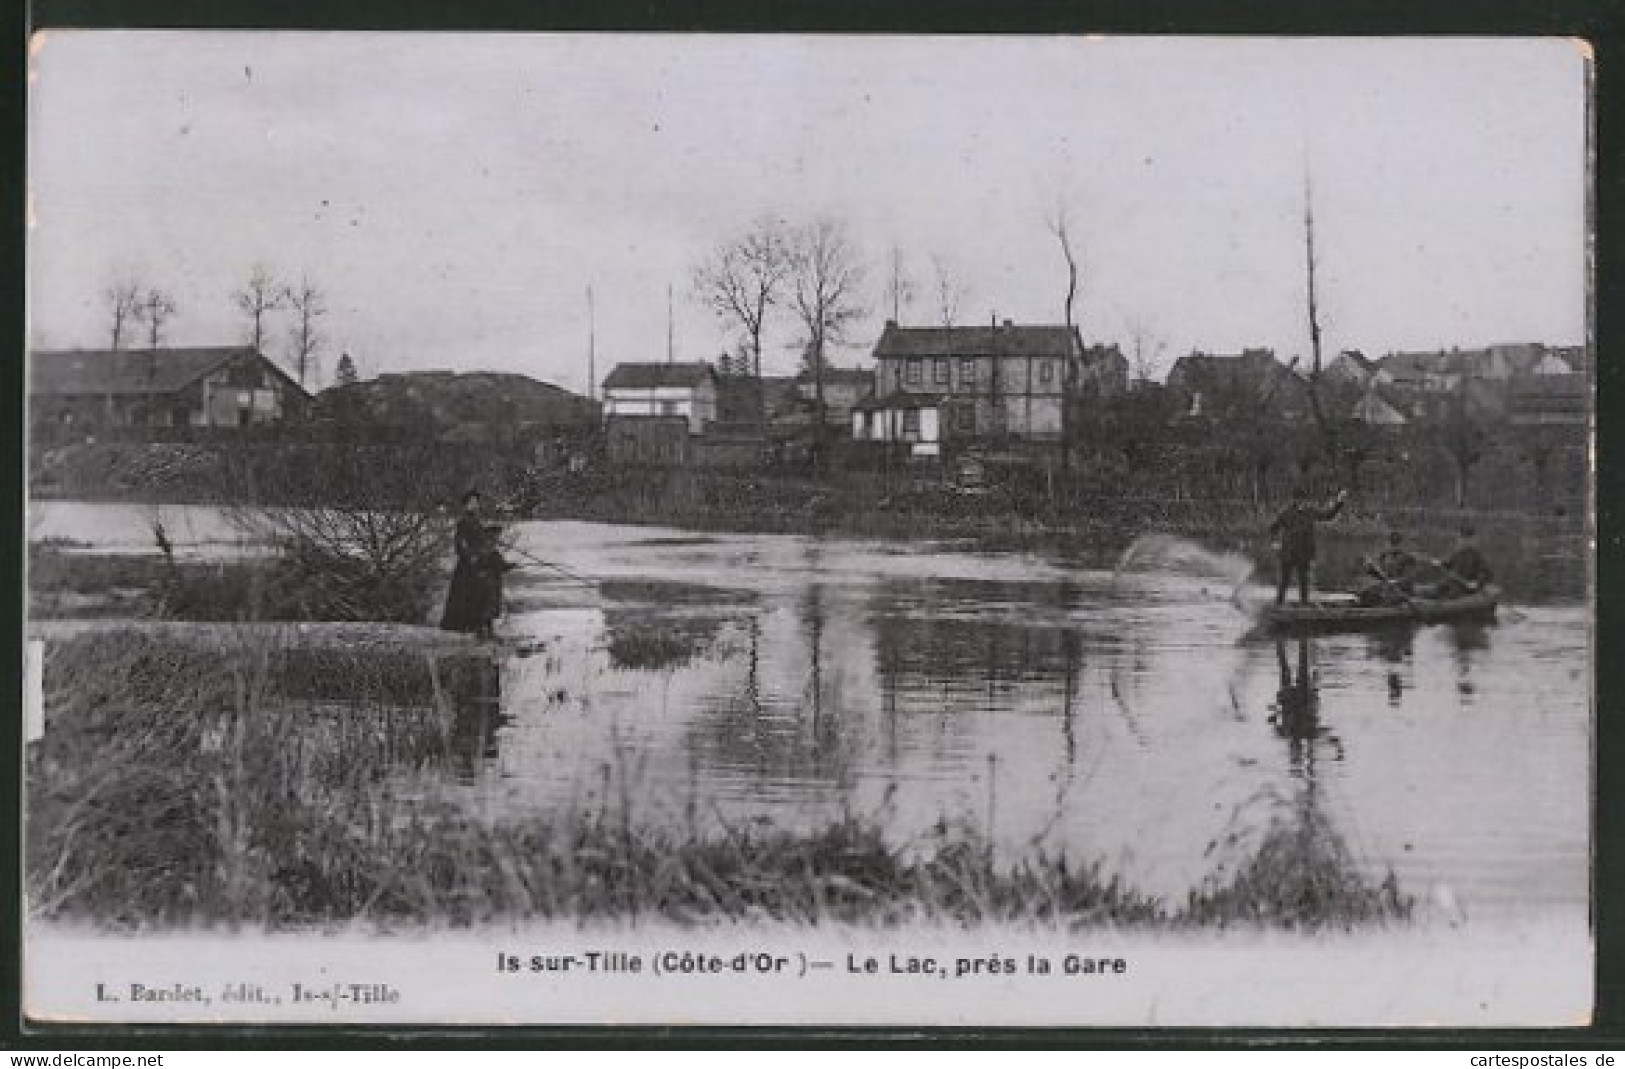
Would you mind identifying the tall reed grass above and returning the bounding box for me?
[27,630,1412,932]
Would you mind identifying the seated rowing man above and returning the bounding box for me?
[1423,524,1496,599]
[1355,530,1422,607]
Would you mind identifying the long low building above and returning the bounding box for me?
[31,346,311,433]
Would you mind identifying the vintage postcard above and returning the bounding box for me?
[22,33,1592,1028]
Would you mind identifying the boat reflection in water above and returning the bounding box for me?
[466,523,1586,926]
[1186,635,1407,928]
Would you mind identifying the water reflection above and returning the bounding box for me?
[1189,634,1407,928]
[1269,637,1344,774]
[479,523,1587,922]
[441,658,506,777]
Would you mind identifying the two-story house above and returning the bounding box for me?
[601,362,719,434]
[853,320,1124,456]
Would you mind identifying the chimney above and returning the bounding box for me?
[884,319,897,329]
[1002,319,1013,328]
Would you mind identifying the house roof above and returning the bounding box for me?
[871,323,1082,361]
[603,362,716,390]
[798,366,875,388]
[1330,350,1378,376]
[31,346,286,397]
[1167,350,1306,396]
[1379,350,1457,381]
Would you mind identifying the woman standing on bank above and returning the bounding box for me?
[441,490,505,639]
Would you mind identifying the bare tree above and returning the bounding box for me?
[102,274,146,422]
[136,288,177,350]
[1045,201,1082,476]
[1044,201,1080,336]
[1126,317,1164,385]
[692,217,792,405]
[930,253,968,328]
[282,275,328,387]
[787,218,867,470]
[233,264,284,358]
[885,244,916,323]
[104,276,143,351]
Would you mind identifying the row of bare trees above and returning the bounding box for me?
[103,278,177,353]
[692,219,978,382]
[691,216,1000,464]
[100,264,331,387]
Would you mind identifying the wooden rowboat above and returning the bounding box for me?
[1261,585,1500,632]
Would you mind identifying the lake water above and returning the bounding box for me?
[31,505,1592,927]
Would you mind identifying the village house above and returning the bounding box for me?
[30,346,311,437]
[1347,384,1410,427]
[797,365,875,428]
[1508,373,1588,428]
[601,362,719,434]
[1325,349,1386,387]
[1164,348,1314,423]
[714,373,800,425]
[1375,342,1578,394]
[854,321,1125,457]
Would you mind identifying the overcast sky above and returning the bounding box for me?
[27,33,1588,391]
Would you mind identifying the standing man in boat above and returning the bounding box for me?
[1269,484,1349,606]
[441,489,507,640]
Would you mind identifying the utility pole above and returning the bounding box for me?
[666,283,674,365]
[586,284,596,401]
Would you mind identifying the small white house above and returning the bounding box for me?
[601,362,718,434]
[852,393,942,458]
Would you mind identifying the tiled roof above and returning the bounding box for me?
[799,366,875,387]
[603,362,716,390]
[872,324,1081,360]
[31,346,267,396]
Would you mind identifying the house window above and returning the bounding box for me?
[906,359,923,386]
[954,404,976,433]
[1039,360,1054,385]
[933,358,950,385]
[903,409,921,437]
[661,401,679,416]
[959,358,977,384]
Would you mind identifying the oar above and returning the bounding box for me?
[1364,558,1415,609]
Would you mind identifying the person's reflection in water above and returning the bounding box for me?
[1267,637,1344,776]
[442,657,506,779]
[1371,625,1414,665]
[1447,621,1491,702]
[1369,626,1415,708]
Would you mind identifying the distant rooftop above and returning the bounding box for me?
[603,362,716,390]
[872,322,1082,360]
[31,346,291,397]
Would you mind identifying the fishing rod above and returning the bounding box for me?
[500,543,597,586]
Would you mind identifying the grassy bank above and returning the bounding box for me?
[29,538,447,625]
[28,630,1412,932]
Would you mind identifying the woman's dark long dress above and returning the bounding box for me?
[441,515,503,635]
